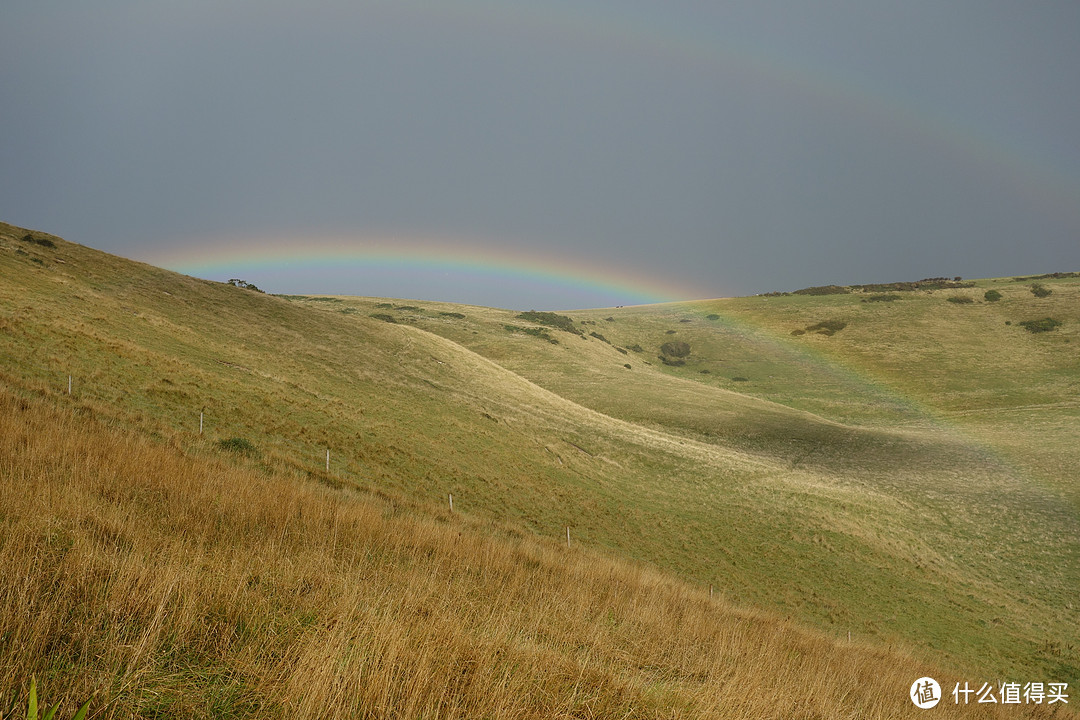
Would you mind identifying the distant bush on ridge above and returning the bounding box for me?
[515,311,582,335]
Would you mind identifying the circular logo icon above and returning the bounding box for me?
[911,677,942,708]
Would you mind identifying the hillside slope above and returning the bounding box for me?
[1,222,1077,698]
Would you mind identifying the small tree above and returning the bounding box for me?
[984,289,1003,302]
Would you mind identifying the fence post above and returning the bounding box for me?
[326,448,330,472]
[449,493,454,512]
[68,375,72,395]
[566,526,570,548]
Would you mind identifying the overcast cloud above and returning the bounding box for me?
[2,1,1078,308]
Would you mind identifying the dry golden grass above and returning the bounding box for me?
[0,389,1064,719]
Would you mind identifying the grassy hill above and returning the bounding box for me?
[1,221,1077,717]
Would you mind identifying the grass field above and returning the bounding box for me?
[1,221,1077,717]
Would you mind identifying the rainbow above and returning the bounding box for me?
[148,2,1078,309]
[142,232,712,310]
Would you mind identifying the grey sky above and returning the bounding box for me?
[2,1,1078,309]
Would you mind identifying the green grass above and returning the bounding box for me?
[1,221,1078,691]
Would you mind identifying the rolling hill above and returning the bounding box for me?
[1,221,1076,718]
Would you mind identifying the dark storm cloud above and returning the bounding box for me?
[2,1,1078,306]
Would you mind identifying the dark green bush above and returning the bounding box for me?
[628,344,644,353]
[791,329,806,336]
[589,331,610,344]
[660,341,691,358]
[20,232,56,248]
[1030,283,1052,298]
[660,356,685,366]
[706,314,720,320]
[515,311,581,335]
[731,376,749,382]
[369,313,396,323]
[227,279,264,293]
[984,289,1003,302]
[623,363,632,369]
[439,312,466,319]
[946,296,974,304]
[862,294,900,303]
[793,285,849,296]
[1018,318,1062,333]
[375,302,394,309]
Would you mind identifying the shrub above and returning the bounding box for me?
[731,376,749,382]
[439,311,466,319]
[227,279,264,293]
[659,356,685,366]
[1030,283,1052,298]
[984,289,1003,302]
[20,232,56,248]
[623,363,632,369]
[369,313,396,323]
[375,302,394,309]
[1018,318,1062,333]
[605,316,615,322]
[615,346,628,355]
[395,305,421,311]
[790,329,806,336]
[589,331,610,344]
[660,341,691,358]
[665,330,677,335]
[706,314,720,320]
[1014,272,1079,281]
[793,285,849,296]
[862,295,900,303]
[946,296,974,304]
[852,278,973,292]
[217,437,257,456]
[628,344,644,353]
[515,311,581,335]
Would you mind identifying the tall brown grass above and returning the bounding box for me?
[0,389,1060,718]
